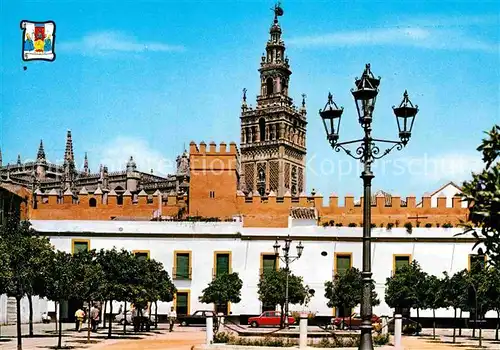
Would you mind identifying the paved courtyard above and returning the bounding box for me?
[0,324,499,349]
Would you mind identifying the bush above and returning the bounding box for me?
[386,222,395,230]
[290,311,315,321]
[373,333,390,345]
[442,223,453,228]
[213,331,234,343]
[425,223,432,228]
[228,336,296,347]
[371,223,376,228]
[348,223,357,227]
[313,335,359,348]
[404,222,413,234]
[335,223,343,227]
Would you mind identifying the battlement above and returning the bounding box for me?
[235,192,469,227]
[189,141,239,155]
[30,190,187,221]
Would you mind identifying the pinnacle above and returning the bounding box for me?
[37,139,46,160]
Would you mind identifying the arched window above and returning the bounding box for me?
[259,118,266,142]
[266,77,274,96]
[89,198,97,207]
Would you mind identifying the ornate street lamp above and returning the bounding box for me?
[319,63,418,350]
[273,235,304,329]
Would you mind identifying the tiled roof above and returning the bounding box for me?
[290,207,317,220]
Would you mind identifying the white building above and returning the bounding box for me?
[13,219,489,322]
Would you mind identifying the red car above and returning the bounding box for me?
[333,313,381,330]
[248,311,295,328]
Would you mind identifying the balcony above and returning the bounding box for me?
[212,267,233,280]
[172,267,192,280]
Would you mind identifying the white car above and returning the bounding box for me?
[114,310,156,325]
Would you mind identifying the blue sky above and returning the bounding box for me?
[1,0,498,199]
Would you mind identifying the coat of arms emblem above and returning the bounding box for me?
[20,20,56,62]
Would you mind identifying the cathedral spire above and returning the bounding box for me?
[37,139,46,161]
[17,154,21,166]
[83,152,89,174]
[64,130,74,164]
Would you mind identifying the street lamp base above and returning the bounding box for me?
[358,325,374,350]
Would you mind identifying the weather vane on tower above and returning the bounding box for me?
[272,1,284,22]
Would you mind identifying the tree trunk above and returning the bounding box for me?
[452,308,457,343]
[416,308,420,335]
[123,301,127,335]
[57,302,63,349]
[155,301,158,329]
[102,301,107,328]
[55,302,58,333]
[16,296,22,350]
[28,294,34,337]
[496,310,499,341]
[459,309,462,336]
[107,300,113,338]
[87,300,91,343]
[432,309,436,339]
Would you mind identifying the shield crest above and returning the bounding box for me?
[20,20,56,62]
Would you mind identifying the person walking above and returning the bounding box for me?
[90,305,100,332]
[75,308,85,332]
[168,307,177,332]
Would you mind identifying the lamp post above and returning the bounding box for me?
[273,235,304,329]
[319,63,419,350]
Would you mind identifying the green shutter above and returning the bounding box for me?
[263,255,277,272]
[336,255,351,275]
[395,256,410,271]
[73,241,89,254]
[135,252,148,261]
[176,292,188,315]
[176,253,190,279]
[216,254,230,276]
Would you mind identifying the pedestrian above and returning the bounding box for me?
[90,304,100,332]
[75,308,85,332]
[168,306,177,332]
[131,307,139,332]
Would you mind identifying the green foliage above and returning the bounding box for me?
[442,223,453,228]
[386,223,395,230]
[461,125,500,267]
[257,268,310,325]
[373,333,390,345]
[199,272,243,306]
[385,260,427,310]
[425,223,432,228]
[348,223,357,227]
[424,275,446,311]
[72,249,105,304]
[442,270,468,312]
[324,267,379,313]
[313,335,359,348]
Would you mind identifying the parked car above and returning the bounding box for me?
[114,310,156,326]
[177,310,216,326]
[387,317,422,335]
[248,311,295,328]
[332,313,381,330]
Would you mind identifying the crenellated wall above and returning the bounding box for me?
[29,192,187,220]
[235,192,468,227]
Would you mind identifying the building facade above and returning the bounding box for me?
[29,220,491,320]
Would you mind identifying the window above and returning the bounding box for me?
[72,239,90,254]
[174,251,192,280]
[259,118,266,141]
[469,254,486,271]
[261,253,278,275]
[266,77,274,95]
[393,254,412,274]
[174,290,190,315]
[133,250,150,260]
[334,253,352,276]
[209,191,215,199]
[89,198,97,207]
[214,251,231,278]
[117,196,123,205]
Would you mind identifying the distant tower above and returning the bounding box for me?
[35,139,47,179]
[176,150,190,195]
[126,156,140,192]
[17,154,21,166]
[62,130,76,190]
[240,3,307,196]
[83,152,90,175]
